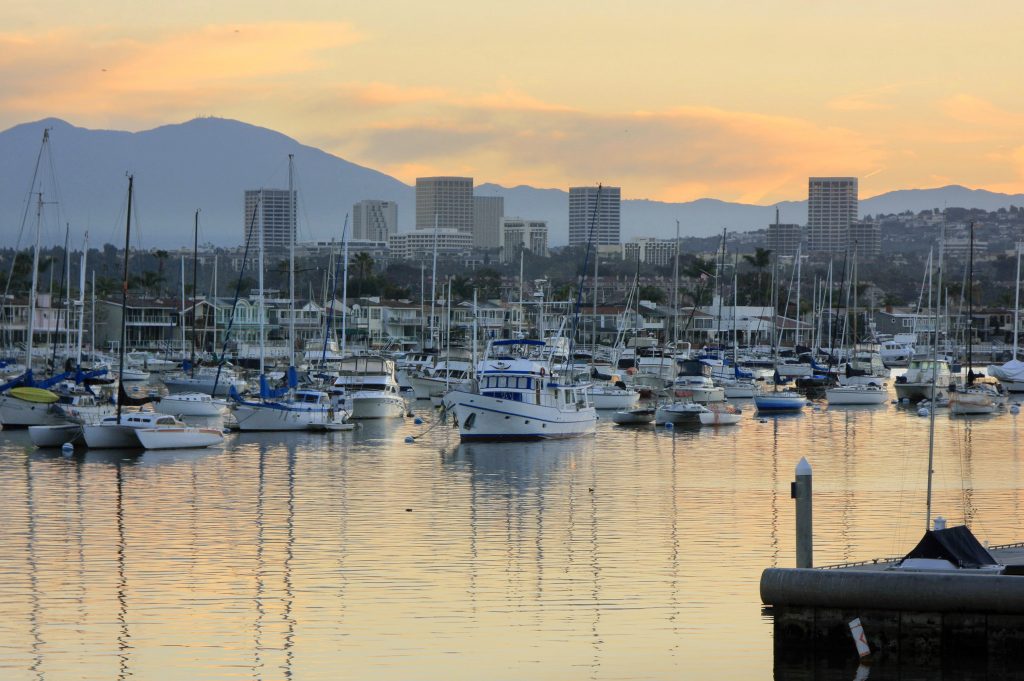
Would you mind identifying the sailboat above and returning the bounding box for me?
[228,156,351,431]
[893,225,1003,572]
[82,176,224,450]
[753,256,805,413]
[987,242,1024,391]
[158,211,227,418]
[826,248,888,406]
[949,223,1003,416]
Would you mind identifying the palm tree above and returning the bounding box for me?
[743,247,772,301]
[351,252,375,297]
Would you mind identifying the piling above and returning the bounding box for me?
[793,457,813,568]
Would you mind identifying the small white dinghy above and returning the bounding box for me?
[698,403,743,426]
[134,420,225,450]
[612,407,655,425]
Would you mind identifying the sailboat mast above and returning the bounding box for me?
[340,217,350,358]
[794,244,802,347]
[191,210,199,374]
[518,249,525,336]
[967,222,975,383]
[1014,242,1022,360]
[429,214,439,348]
[76,232,88,367]
[288,154,296,368]
[90,270,95,356]
[26,191,43,371]
[257,189,265,376]
[926,227,945,531]
[672,220,680,348]
[179,255,186,359]
[64,224,71,359]
[116,176,134,423]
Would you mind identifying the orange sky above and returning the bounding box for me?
[3,2,1024,203]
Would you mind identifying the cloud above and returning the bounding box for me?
[0,22,360,122]
[340,100,885,204]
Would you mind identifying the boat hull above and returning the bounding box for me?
[135,427,225,450]
[349,395,407,419]
[754,393,806,412]
[29,424,83,447]
[894,383,947,403]
[0,395,68,427]
[826,387,889,405]
[450,392,597,441]
[82,423,141,448]
[163,376,246,397]
[233,403,346,431]
[588,389,640,410]
[158,393,227,417]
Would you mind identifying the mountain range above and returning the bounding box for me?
[1,117,1023,249]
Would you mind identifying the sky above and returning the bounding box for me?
[3,1,1024,205]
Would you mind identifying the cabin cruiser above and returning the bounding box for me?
[407,358,473,400]
[330,356,407,419]
[671,359,725,403]
[446,338,597,440]
[894,358,951,403]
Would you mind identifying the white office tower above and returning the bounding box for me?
[353,200,398,242]
[807,177,858,254]
[473,195,504,248]
[244,189,296,251]
[415,177,473,234]
[569,186,621,246]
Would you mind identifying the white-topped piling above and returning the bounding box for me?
[793,457,813,568]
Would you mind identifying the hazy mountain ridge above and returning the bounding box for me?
[2,117,1022,248]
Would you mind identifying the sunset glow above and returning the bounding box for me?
[3,2,1024,201]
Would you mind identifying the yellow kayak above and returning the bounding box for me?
[8,386,60,404]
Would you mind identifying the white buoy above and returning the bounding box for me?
[759,418,768,423]
[61,442,74,456]
[917,407,930,417]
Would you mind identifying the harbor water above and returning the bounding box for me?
[1,398,1024,679]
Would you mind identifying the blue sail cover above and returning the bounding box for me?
[287,366,299,389]
[259,374,289,399]
[734,366,754,379]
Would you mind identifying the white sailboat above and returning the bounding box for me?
[987,242,1024,391]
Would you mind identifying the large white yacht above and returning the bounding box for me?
[446,339,597,441]
[330,356,407,419]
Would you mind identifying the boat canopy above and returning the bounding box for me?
[899,526,998,569]
[493,339,545,346]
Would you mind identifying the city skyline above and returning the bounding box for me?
[3,3,1024,206]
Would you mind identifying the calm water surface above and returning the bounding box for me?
[1,396,1023,680]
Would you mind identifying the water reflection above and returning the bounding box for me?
[3,400,1024,678]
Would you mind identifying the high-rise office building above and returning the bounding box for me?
[473,196,504,248]
[353,200,398,242]
[766,223,804,257]
[807,177,858,253]
[569,186,621,246]
[415,177,474,234]
[500,218,549,263]
[244,188,296,250]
